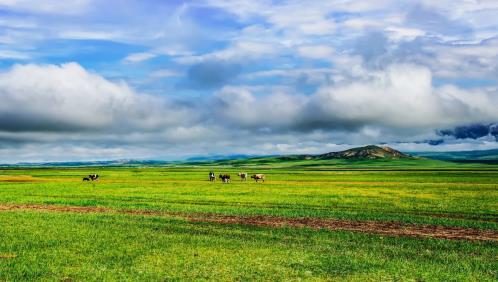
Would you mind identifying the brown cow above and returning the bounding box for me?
[237,172,247,181]
[250,174,265,182]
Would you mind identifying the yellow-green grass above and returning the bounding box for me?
[0,211,496,281]
[0,166,497,280]
[1,167,497,229]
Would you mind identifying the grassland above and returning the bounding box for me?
[0,161,497,281]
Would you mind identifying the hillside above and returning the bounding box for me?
[200,145,448,168]
[307,145,413,160]
[7,146,498,168]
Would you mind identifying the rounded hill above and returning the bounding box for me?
[311,145,413,160]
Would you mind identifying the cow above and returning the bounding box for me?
[251,174,265,182]
[209,172,216,182]
[219,174,231,183]
[237,172,247,181]
[89,174,99,181]
[82,177,90,181]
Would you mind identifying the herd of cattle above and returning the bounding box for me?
[82,172,263,183]
[210,172,265,183]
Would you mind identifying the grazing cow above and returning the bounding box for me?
[237,172,247,181]
[251,174,265,182]
[88,174,99,181]
[209,172,216,182]
[219,174,231,183]
[82,177,90,181]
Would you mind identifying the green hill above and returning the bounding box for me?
[192,145,455,168]
[305,145,413,160]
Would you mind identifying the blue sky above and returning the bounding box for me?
[1,0,498,162]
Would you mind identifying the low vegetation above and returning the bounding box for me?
[0,158,497,280]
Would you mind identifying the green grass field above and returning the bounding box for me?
[1,162,497,281]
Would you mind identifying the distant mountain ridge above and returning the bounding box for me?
[305,145,413,160]
[411,148,498,161]
[185,154,258,162]
[1,159,172,167]
[4,146,498,167]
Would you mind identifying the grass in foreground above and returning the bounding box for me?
[0,165,497,280]
[0,167,497,229]
[1,211,497,281]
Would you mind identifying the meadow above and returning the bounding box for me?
[0,163,497,281]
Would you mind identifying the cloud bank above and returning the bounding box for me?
[1,0,498,161]
[1,61,497,162]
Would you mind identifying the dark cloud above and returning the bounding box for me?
[427,139,444,146]
[183,60,241,89]
[0,112,90,132]
[438,123,498,140]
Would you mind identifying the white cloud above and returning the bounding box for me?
[58,30,121,41]
[297,45,334,59]
[0,17,37,29]
[0,62,195,133]
[424,38,498,79]
[0,50,29,60]
[176,41,277,64]
[0,0,91,14]
[343,19,383,30]
[214,64,498,135]
[123,52,158,63]
[1,1,498,160]
[149,70,182,78]
[310,65,480,129]
[242,68,333,80]
[385,26,426,41]
[214,86,305,129]
[1,61,498,162]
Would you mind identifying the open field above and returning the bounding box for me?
[1,164,497,281]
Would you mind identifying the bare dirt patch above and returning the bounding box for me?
[189,214,498,242]
[0,175,43,182]
[1,204,497,242]
[0,204,110,213]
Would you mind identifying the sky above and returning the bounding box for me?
[1,0,498,163]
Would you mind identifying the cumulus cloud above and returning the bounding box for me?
[1,0,498,161]
[214,86,305,129]
[0,63,196,134]
[213,64,498,136]
[2,61,498,162]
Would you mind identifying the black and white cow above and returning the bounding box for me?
[219,174,231,183]
[209,172,216,182]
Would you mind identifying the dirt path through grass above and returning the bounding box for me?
[1,204,497,242]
